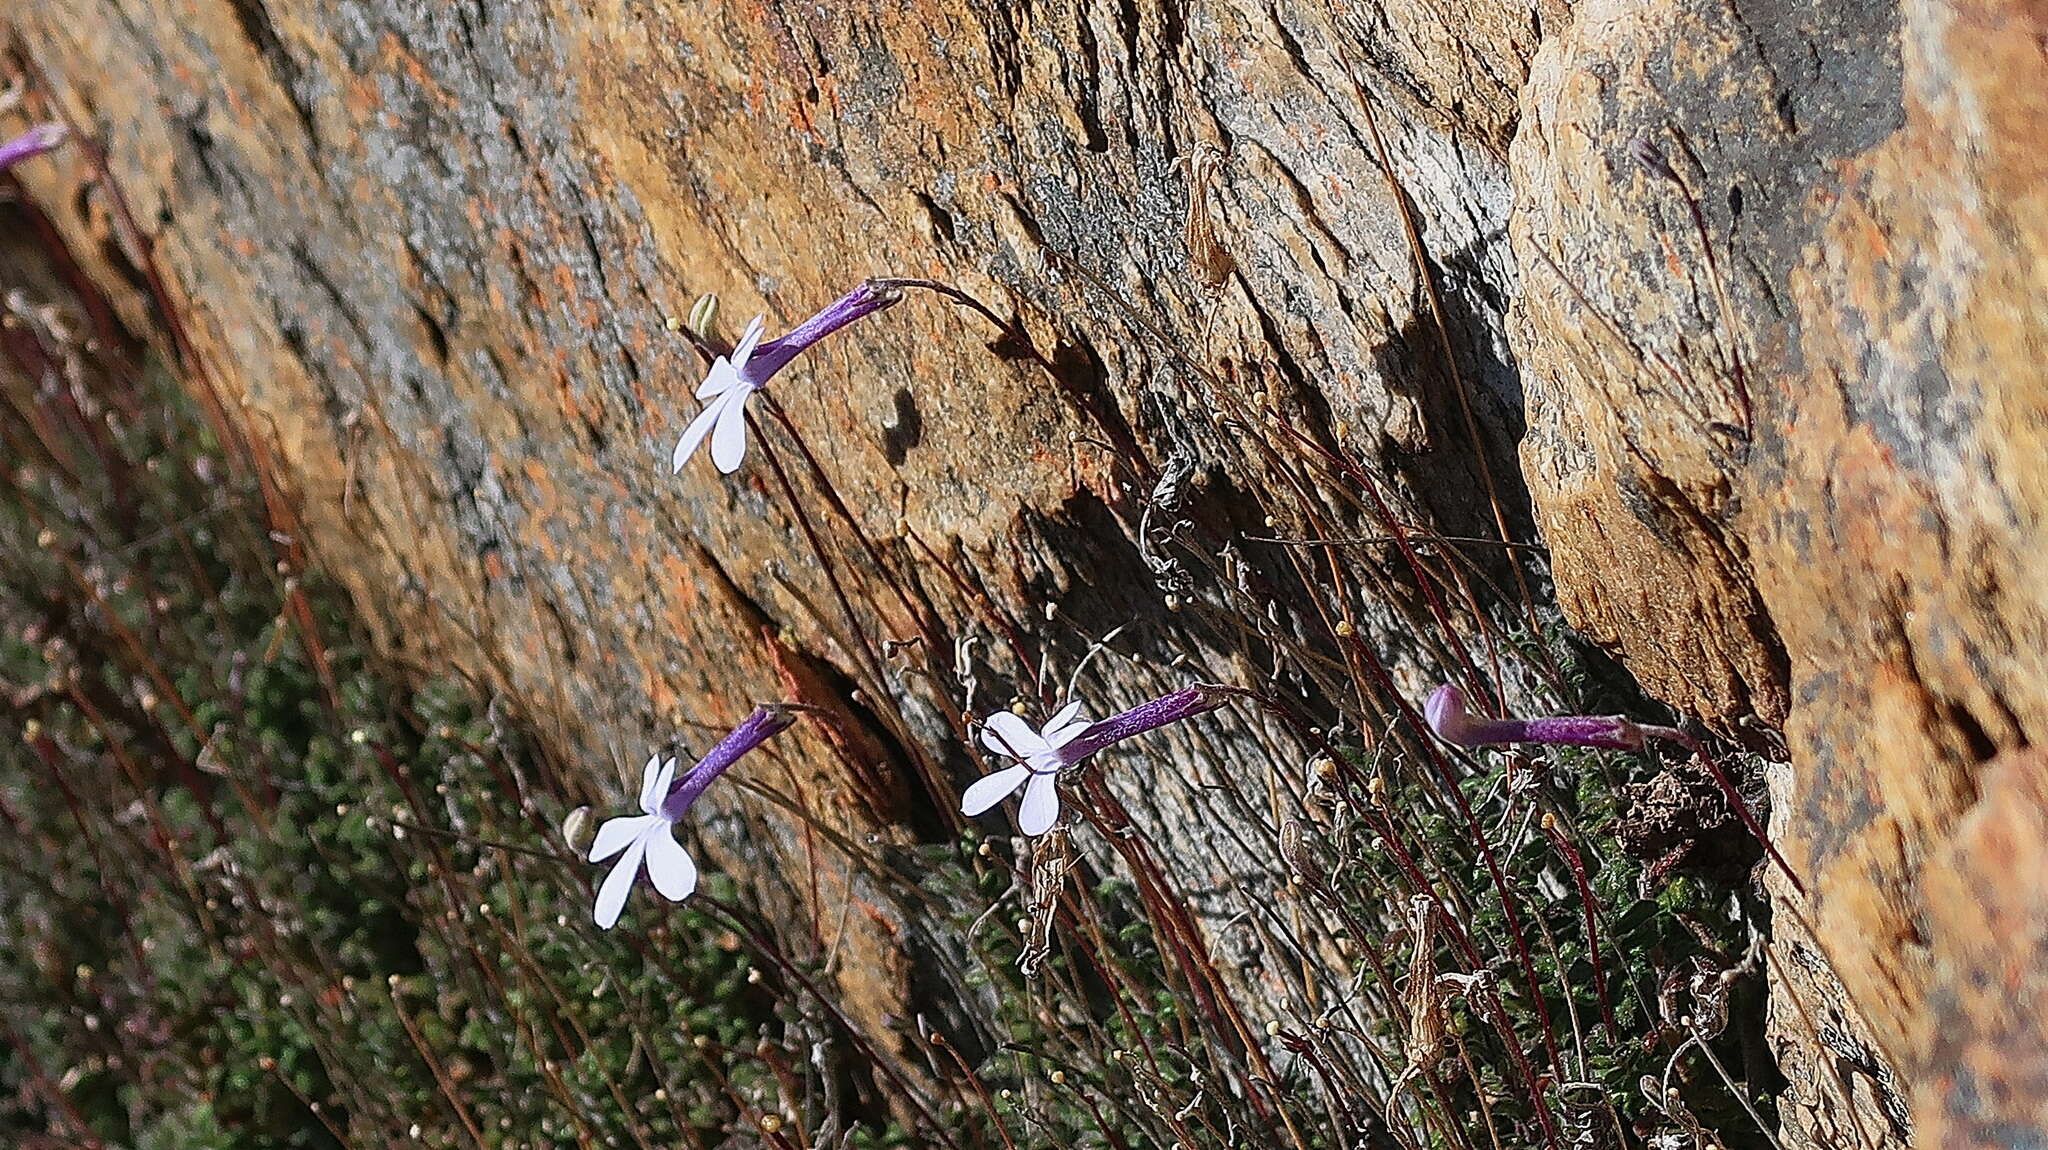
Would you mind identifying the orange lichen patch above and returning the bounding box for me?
[629,383,661,439]
[1656,232,1685,281]
[569,381,604,432]
[528,532,564,570]
[380,34,456,107]
[339,72,380,121]
[519,457,557,502]
[546,367,579,424]
[785,91,824,146]
[855,898,902,939]
[653,551,709,616]
[217,81,257,124]
[817,72,844,119]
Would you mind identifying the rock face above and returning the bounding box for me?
[10,0,2046,1142]
[1512,0,2048,1141]
[15,0,1552,1109]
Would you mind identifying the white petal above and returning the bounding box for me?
[1047,721,1092,749]
[1017,771,1061,836]
[671,394,726,472]
[643,757,678,815]
[590,814,656,862]
[643,827,699,901]
[696,357,743,400]
[593,837,647,929]
[979,724,1014,757]
[709,387,753,473]
[981,711,1050,759]
[636,754,663,811]
[1043,701,1090,748]
[960,764,1031,816]
[729,315,768,369]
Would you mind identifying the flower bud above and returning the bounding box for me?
[688,293,721,341]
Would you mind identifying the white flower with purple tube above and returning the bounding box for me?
[671,280,906,475]
[961,685,1235,837]
[962,701,1092,836]
[588,705,796,929]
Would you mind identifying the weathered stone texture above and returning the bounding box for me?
[1915,748,2048,1148]
[1513,0,2048,1139]
[13,0,2048,1140]
[12,0,1551,1097]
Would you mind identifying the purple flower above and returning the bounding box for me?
[963,685,1233,836]
[589,705,795,928]
[671,280,904,475]
[0,123,66,173]
[1424,684,1645,752]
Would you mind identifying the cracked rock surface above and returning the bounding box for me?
[12,0,2046,1140]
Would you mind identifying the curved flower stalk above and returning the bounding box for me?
[0,123,67,173]
[963,685,1235,836]
[672,280,905,474]
[589,705,796,928]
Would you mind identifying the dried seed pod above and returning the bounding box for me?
[1279,818,1324,890]
[1185,143,1234,289]
[1018,827,1076,977]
